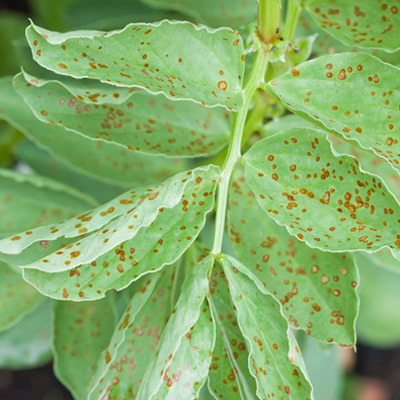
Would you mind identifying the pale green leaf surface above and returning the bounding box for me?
[268,53,400,175]
[14,71,231,157]
[137,253,214,399]
[15,165,218,271]
[15,141,128,203]
[0,168,94,237]
[87,268,172,400]
[0,300,52,369]
[243,128,400,259]
[262,114,315,138]
[228,167,358,345]
[53,295,116,399]
[303,0,400,52]
[0,262,44,332]
[22,167,218,300]
[221,255,313,400]
[141,0,257,29]
[208,262,258,400]
[26,21,245,110]
[0,77,185,187]
[356,250,400,347]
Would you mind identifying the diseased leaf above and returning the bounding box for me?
[0,300,52,369]
[53,295,116,399]
[22,166,218,300]
[262,114,315,138]
[140,0,257,29]
[137,252,214,399]
[221,255,313,399]
[0,168,94,237]
[0,262,44,332]
[14,71,231,157]
[0,77,186,187]
[87,267,173,400]
[228,167,359,345]
[26,21,245,110]
[268,53,400,175]
[208,262,258,399]
[356,250,400,347]
[303,0,400,52]
[243,127,400,259]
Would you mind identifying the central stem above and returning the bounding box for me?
[211,50,269,255]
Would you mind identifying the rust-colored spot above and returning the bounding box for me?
[218,81,228,90]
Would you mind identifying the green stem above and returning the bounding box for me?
[283,0,301,41]
[211,50,269,256]
[258,0,281,44]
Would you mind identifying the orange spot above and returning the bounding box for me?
[218,81,228,90]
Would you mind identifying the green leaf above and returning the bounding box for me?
[0,76,186,187]
[208,262,258,399]
[356,250,400,347]
[136,252,214,399]
[0,300,52,369]
[0,168,94,237]
[262,114,315,138]
[243,127,400,259]
[140,0,257,29]
[228,167,358,346]
[14,71,231,157]
[15,141,128,203]
[268,53,400,175]
[0,262,44,332]
[22,166,218,300]
[303,0,400,52]
[53,295,116,399]
[221,254,313,399]
[87,268,173,400]
[26,21,245,110]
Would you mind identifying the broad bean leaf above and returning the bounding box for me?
[87,268,173,400]
[0,300,52,369]
[0,262,44,332]
[243,127,400,260]
[22,166,218,300]
[208,262,258,400]
[303,0,400,52]
[16,141,127,203]
[356,250,400,347]
[228,167,358,346]
[221,255,313,400]
[137,252,214,399]
[26,21,245,110]
[140,0,257,29]
[0,169,94,237]
[0,77,185,187]
[53,295,116,399]
[262,114,315,138]
[14,71,231,157]
[268,53,400,174]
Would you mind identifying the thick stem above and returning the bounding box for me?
[211,50,269,256]
[258,0,282,44]
[283,0,301,41]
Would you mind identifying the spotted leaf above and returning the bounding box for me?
[268,53,400,175]
[22,167,218,300]
[208,262,258,399]
[228,167,359,346]
[26,21,245,110]
[243,128,400,260]
[140,0,257,29]
[221,255,313,400]
[87,267,174,400]
[0,77,186,188]
[53,295,116,400]
[0,262,44,332]
[14,71,231,157]
[0,300,52,369]
[0,169,94,238]
[303,0,400,52]
[136,252,214,399]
